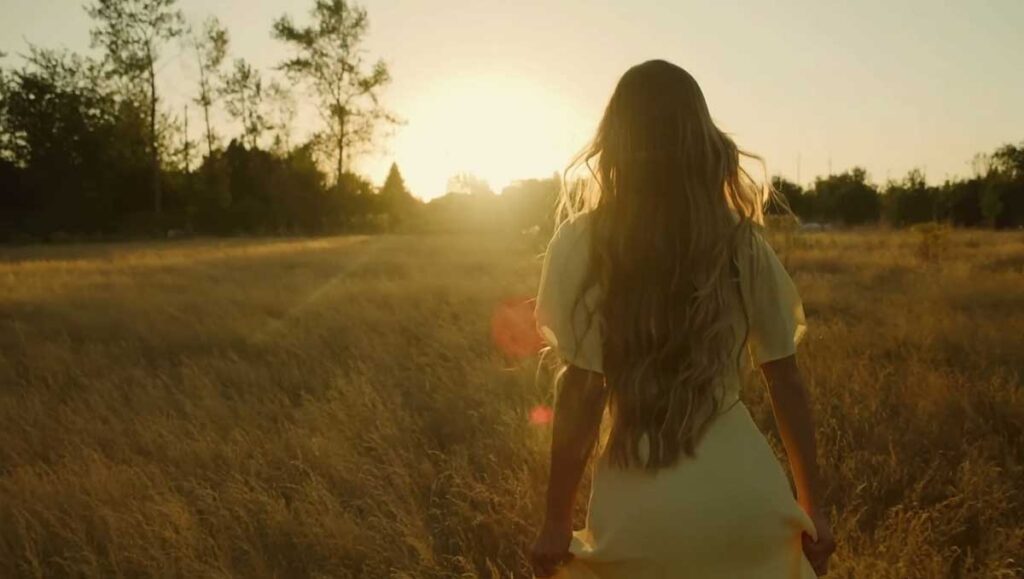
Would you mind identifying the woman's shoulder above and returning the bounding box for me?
[547,212,594,257]
[733,219,773,258]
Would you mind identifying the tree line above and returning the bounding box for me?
[424,145,1024,236]
[1,0,1021,242]
[772,146,1024,229]
[0,0,419,241]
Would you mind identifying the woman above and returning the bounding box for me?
[530,60,836,578]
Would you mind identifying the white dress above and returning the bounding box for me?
[535,214,817,579]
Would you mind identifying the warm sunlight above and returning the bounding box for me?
[393,74,590,199]
[1,0,1023,576]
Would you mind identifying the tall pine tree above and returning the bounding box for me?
[379,162,417,229]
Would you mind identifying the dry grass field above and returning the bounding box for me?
[0,228,1022,578]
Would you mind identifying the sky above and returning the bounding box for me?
[2,0,1023,200]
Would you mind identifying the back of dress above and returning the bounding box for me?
[535,212,806,405]
[535,213,818,579]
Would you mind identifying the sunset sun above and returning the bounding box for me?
[393,73,589,198]
[0,0,1022,576]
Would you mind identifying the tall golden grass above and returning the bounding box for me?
[0,229,1021,578]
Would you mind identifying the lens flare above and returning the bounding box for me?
[530,404,554,426]
[490,296,543,359]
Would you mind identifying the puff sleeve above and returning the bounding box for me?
[535,220,603,372]
[741,231,807,365]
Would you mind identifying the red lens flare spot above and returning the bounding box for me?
[491,296,543,359]
[530,404,554,426]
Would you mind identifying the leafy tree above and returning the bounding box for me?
[811,167,880,225]
[980,180,1005,227]
[331,170,382,230]
[937,178,983,227]
[988,143,1024,227]
[990,143,1024,179]
[86,0,185,218]
[189,139,335,234]
[770,176,812,220]
[221,59,270,149]
[0,48,149,234]
[883,168,937,226]
[267,81,296,154]
[273,0,397,185]
[190,16,228,158]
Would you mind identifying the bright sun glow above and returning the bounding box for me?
[390,74,591,200]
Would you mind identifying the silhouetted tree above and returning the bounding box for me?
[190,16,228,158]
[811,167,880,225]
[221,59,270,149]
[188,139,337,234]
[937,178,983,227]
[0,48,149,235]
[987,143,1024,228]
[379,162,418,229]
[770,176,812,220]
[981,180,1004,227]
[266,81,296,154]
[273,0,397,185]
[331,170,381,230]
[991,143,1024,178]
[87,0,185,218]
[883,168,937,226]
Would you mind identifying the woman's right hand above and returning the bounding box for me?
[802,511,836,576]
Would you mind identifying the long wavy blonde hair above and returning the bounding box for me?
[558,60,777,470]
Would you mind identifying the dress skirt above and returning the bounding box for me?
[554,402,817,579]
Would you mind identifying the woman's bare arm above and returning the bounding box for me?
[761,354,835,575]
[543,365,607,526]
[761,354,821,512]
[531,365,606,577]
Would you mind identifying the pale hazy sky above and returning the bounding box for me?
[2,0,1023,200]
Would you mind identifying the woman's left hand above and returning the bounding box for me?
[530,519,574,577]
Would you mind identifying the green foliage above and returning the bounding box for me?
[969,142,1024,228]
[810,167,881,225]
[273,0,397,184]
[990,143,1024,179]
[987,143,1024,228]
[769,176,810,222]
[86,0,185,77]
[86,0,186,216]
[1,0,1022,238]
[939,178,984,227]
[883,169,937,226]
[980,181,1005,227]
[187,140,363,235]
[0,48,150,237]
[190,16,229,157]
[221,59,271,149]
[266,82,297,154]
